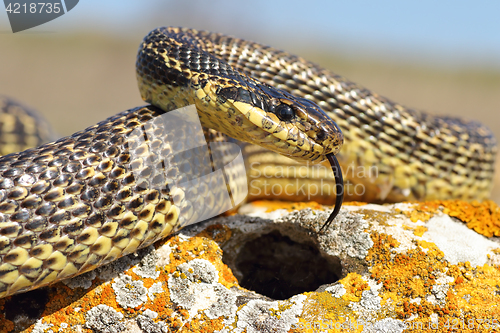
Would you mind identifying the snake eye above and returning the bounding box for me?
[275,104,294,121]
[316,130,327,141]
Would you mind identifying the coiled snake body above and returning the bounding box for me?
[0,27,496,298]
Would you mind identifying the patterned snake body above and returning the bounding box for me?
[0,27,496,298]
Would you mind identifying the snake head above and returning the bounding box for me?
[214,79,344,162]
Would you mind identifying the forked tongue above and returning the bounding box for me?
[319,153,344,232]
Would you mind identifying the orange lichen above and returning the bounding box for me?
[0,317,14,333]
[413,225,428,237]
[440,200,500,237]
[169,233,238,289]
[340,273,369,302]
[295,292,363,333]
[362,221,500,333]
[401,224,428,237]
[367,232,447,314]
[400,207,436,223]
[402,200,500,237]
[0,300,13,332]
[181,314,225,333]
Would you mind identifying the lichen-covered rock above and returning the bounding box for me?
[0,201,499,333]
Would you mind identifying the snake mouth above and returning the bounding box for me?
[319,153,344,232]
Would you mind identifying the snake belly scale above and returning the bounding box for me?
[0,26,496,298]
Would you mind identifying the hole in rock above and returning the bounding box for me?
[4,287,50,329]
[232,230,341,300]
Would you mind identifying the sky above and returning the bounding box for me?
[1,0,500,69]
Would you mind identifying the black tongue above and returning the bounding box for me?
[319,154,344,233]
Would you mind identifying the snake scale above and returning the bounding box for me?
[0,27,496,299]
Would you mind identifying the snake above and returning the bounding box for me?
[0,27,496,299]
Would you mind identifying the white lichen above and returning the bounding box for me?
[325,284,347,298]
[314,210,373,259]
[422,215,499,266]
[168,259,237,319]
[31,319,54,333]
[84,304,124,333]
[360,289,382,311]
[132,248,160,279]
[112,274,148,309]
[147,282,164,300]
[234,295,306,333]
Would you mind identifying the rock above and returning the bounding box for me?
[1,200,499,333]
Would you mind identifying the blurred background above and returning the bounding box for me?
[1,0,500,201]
